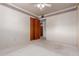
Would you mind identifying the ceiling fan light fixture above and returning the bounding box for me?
[37,4,45,9]
[35,3,51,10]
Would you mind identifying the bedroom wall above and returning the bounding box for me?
[46,10,77,46]
[0,4,30,50]
[77,5,79,47]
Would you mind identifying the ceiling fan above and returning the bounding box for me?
[34,3,51,10]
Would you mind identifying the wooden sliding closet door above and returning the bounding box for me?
[30,17,35,40]
[30,17,41,40]
[40,26,43,36]
[34,19,40,39]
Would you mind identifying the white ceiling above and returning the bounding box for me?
[13,3,77,16]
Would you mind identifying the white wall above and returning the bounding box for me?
[77,5,79,47]
[0,5,30,50]
[46,10,77,46]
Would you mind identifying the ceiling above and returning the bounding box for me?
[13,3,77,16]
